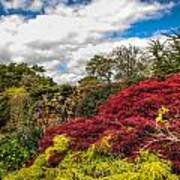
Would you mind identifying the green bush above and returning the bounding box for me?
[0,95,9,128]
[16,126,42,153]
[0,162,7,178]
[76,84,121,117]
[0,136,30,170]
[31,84,74,127]
[0,126,42,178]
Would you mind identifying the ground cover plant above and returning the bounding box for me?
[4,135,180,180]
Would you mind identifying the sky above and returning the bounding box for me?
[0,0,179,84]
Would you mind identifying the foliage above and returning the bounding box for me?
[111,45,148,80]
[149,32,180,78]
[99,73,180,122]
[124,71,149,86]
[0,162,7,178]
[0,87,43,178]
[4,135,179,180]
[30,84,73,100]
[0,94,9,128]
[64,85,92,119]
[155,106,169,124]
[0,136,31,170]
[39,74,180,173]
[0,63,61,177]
[86,55,115,83]
[3,135,70,179]
[0,63,56,130]
[5,87,27,96]
[78,76,100,87]
[1,87,33,132]
[0,63,57,131]
[15,126,43,154]
[32,84,74,127]
[0,126,42,178]
[0,63,54,92]
[64,83,124,119]
[0,32,180,179]
[75,84,121,117]
[85,32,180,83]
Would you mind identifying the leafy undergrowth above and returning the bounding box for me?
[4,135,180,180]
[4,74,180,179]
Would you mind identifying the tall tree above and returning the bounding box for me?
[86,55,114,84]
[149,32,180,77]
[111,45,146,80]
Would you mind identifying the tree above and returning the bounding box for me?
[86,55,114,84]
[149,32,180,78]
[111,45,146,81]
[166,31,180,72]
[0,63,54,92]
[3,87,31,131]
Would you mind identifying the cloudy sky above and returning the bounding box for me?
[0,0,179,84]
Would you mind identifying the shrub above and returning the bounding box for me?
[1,87,33,132]
[0,126,42,178]
[39,74,180,172]
[76,84,121,117]
[98,73,180,121]
[0,162,7,178]
[32,84,74,127]
[4,135,179,180]
[0,95,9,128]
[0,136,30,171]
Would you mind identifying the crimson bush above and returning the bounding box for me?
[98,74,180,121]
[39,73,180,173]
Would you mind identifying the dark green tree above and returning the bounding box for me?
[0,63,54,92]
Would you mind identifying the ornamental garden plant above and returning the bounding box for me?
[11,73,178,180]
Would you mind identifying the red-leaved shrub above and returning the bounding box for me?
[39,73,180,172]
[98,74,180,121]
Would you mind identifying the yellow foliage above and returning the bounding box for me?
[5,87,27,97]
[94,133,113,153]
[156,106,169,124]
[3,135,180,180]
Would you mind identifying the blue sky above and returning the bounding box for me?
[104,1,180,39]
[123,3,180,38]
[0,0,179,83]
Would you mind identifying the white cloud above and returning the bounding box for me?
[0,0,174,84]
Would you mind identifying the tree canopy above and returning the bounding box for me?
[0,63,55,92]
